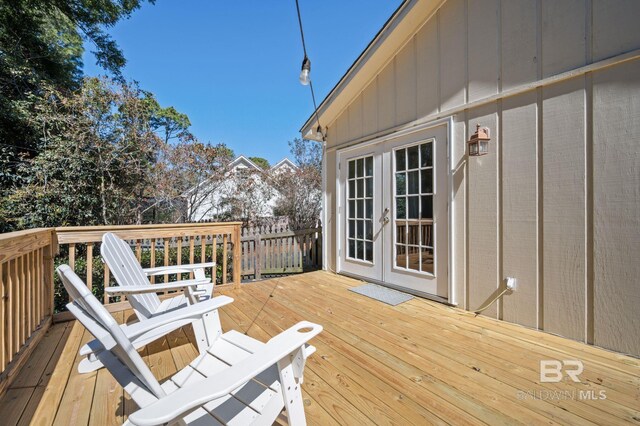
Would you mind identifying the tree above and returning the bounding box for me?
[273,138,322,229]
[0,77,162,230]
[0,0,153,193]
[150,141,234,223]
[248,157,270,170]
[217,169,276,225]
[149,103,192,144]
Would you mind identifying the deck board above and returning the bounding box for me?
[0,271,638,425]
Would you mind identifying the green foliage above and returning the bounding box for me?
[0,77,162,231]
[0,0,153,194]
[149,103,192,143]
[249,157,270,170]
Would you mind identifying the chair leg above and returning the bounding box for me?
[191,310,223,353]
[277,357,307,426]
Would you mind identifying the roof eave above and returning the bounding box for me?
[300,0,444,139]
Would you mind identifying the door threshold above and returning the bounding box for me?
[338,271,454,306]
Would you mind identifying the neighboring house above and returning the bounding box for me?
[300,0,640,356]
[188,155,298,221]
[270,158,298,175]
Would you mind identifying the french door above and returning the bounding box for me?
[338,124,448,299]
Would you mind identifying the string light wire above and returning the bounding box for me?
[294,0,324,140]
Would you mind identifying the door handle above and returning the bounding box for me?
[382,208,390,225]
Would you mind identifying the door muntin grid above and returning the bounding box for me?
[347,156,374,263]
[393,140,435,275]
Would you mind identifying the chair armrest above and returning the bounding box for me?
[143,262,215,277]
[79,296,235,356]
[128,321,322,426]
[104,279,209,295]
[123,295,233,339]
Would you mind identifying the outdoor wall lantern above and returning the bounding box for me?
[299,56,311,85]
[468,124,490,156]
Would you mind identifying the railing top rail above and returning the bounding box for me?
[55,222,242,244]
[0,228,55,264]
[240,227,322,241]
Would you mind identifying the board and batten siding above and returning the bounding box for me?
[324,0,640,356]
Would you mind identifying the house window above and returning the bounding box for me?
[394,141,434,274]
[347,156,373,262]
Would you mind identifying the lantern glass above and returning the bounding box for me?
[479,140,488,154]
[469,142,478,156]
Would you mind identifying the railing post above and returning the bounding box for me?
[232,224,241,289]
[43,229,58,316]
[255,233,262,281]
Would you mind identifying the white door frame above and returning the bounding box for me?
[335,116,456,306]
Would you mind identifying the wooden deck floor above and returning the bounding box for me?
[0,271,638,425]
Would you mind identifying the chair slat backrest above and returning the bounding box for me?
[101,233,160,318]
[57,265,166,400]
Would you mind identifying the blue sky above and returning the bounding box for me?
[82,0,402,165]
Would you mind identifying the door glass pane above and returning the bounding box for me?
[421,142,432,167]
[396,173,406,195]
[421,169,432,194]
[395,223,406,244]
[408,196,419,219]
[408,146,419,169]
[407,222,420,245]
[347,155,375,263]
[421,223,433,247]
[407,246,420,272]
[395,149,406,171]
[356,179,363,198]
[396,245,406,268]
[365,199,373,218]
[393,141,436,275]
[365,242,373,262]
[421,195,433,219]
[396,198,406,219]
[408,171,419,194]
[420,247,434,273]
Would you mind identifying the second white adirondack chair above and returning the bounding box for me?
[58,264,322,426]
[101,232,224,353]
[102,233,215,318]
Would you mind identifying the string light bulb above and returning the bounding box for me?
[299,56,311,86]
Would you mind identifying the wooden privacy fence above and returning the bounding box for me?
[240,224,322,280]
[0,221,241,395]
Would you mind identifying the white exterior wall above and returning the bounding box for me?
[323,0,640,356]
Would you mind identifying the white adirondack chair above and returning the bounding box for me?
[57,264,322,426]
[101,232,223,353]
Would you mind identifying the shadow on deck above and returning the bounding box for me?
[0,271,638,425]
